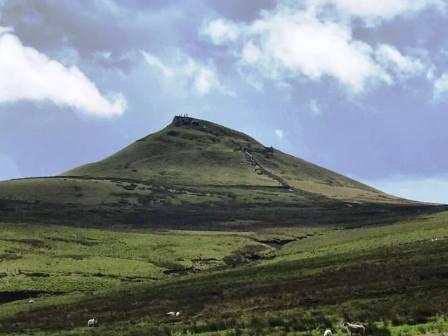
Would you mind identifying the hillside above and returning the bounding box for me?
[63,116,387,202]
[1,211,448,335]
[0,116,441,228]
[1,117,448,336]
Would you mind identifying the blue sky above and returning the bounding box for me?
[0,0,447,203]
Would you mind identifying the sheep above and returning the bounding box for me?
[28,298,34,304]
[167,311,180,317]
[87,318,98,327]
[324,328,333,336]
[342,322,365,335]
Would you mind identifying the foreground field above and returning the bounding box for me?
[0,224,278,294]
[0,211,448,335]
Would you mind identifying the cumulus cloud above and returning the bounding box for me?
[367,175,448,204]
[309,99,321,116]
[202,1,431,94]
[433,73,448,100]
[0,31,126,117]
[0,26,13,34]
[142,51,175,78]
[375,44,425,79]
[183,58,224,95]
[315,0,446,23]
[202,18,241,45]
[141,50,232,96]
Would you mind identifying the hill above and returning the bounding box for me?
[1,116,448,336]
[63,116,387,202]
[1,211,448,335]
[0,116,443,228]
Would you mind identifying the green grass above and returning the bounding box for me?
[3,117,442,232]
[274,211,448,261]
[1,116,446,336]
[0,223,272,293]
[1,211,448,335]
[0,117,417,231]
[388,316,448,336]
[61,117,388,203]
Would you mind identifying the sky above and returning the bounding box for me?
[0,0,447,204]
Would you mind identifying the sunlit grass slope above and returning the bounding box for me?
[0,224,271,293]
[63,116,403,203]
[1,211,447,335]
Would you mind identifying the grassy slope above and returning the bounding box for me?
[62,117,404,204]
[63,122,279,187]
[1,116,435,231]
[0,224,272,293]
[1,211,448,335]
[0,175,438,229]
[0,116,432,229]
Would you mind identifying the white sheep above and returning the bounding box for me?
[342,322,365,335]
[167,311,180,317]
[324,328,333,336]
[87,318,98,327]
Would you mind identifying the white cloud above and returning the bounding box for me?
[0,26,13,35]
[141,51,175,78]
[275,129,284,138]
[367,175,448,204]
[201,18,241,45]
[204,10,391,93]
[309,99,321,116]
[93,50,112,60]
[0,32,126,117]
[183,58,223,95]
[427,66,436,81]
[316,0,446,23]
[375,44,425,79]
[141,50,232,96]
[433,73,448,100]
[241,42,263,64]
[202,2,430,94]
[0,153,22,181]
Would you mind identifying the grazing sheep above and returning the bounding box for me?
[28,299,34,304]
[324,328,333,336]
[87,318,98,327]
[167,311,180,317]
[342,322,365,335]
